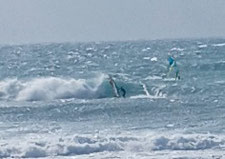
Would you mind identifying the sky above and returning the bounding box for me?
[0,0,225,44]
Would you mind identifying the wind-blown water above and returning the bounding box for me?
[1,39,225,158]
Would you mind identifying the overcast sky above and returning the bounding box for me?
[0,0,225,44]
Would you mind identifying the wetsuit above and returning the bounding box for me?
[120,87,126,98]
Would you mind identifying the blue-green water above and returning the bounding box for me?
[1,39,225,158]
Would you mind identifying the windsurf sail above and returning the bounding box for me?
[167,56,180,80]
[108,75,120,97]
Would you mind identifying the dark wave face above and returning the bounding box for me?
[1,39,225,158]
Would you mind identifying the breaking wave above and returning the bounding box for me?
[0,74,165,101]
[1,134,225,158]
[0,75,107,101]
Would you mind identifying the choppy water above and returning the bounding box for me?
[1,39,225,158]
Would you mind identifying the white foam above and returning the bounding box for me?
[143,57,157,61]
[0,78,23,99]
[17,76,106,101]
[0,74,107,101]
[1,133,225,158]
[152,134,224,151]
[198,44,207,48]
[0,135,124,158]
[163,78,176,81]
[150,57,158,61]
[130,94,164,99]
[212,43,225,47]
[170,47,184,51]
[145,75,162,80]
[143,57,151,60]
[142,47,151,52]
[131,83,166,99]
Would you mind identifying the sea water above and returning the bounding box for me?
[1,39,225,158]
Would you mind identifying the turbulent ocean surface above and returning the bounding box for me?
[1,39,225,158]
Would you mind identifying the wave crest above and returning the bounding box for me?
[0,75,107,101]
[1,134,225,158]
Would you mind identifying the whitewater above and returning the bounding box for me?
[1,39,225,158]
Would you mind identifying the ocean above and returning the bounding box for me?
[1,38,225,158]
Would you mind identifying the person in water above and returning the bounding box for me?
[108,75,126,98]
[168,55,180,80]
[120,86,126,98]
